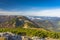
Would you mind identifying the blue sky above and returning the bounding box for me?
[0,0,60,17]
[0,0,60,11]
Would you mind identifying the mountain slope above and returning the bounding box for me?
[0,16,39,28]
[27,16,60,31]
[0,15,58,32]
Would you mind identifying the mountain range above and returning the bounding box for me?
[27,16,60,32]
[0,15,60,32]
[0,15,39,28]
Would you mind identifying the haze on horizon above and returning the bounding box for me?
[0,0,60,17]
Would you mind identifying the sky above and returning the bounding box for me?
[0,0,60,17]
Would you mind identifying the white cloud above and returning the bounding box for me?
[0,9,60,17]
[24,9,60,17]
[0,10,23,15]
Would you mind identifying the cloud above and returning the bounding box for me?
[0,9,23,15]
[0,9,60,17]
[24,9,60,17]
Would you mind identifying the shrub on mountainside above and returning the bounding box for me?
[0,28,60,39]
